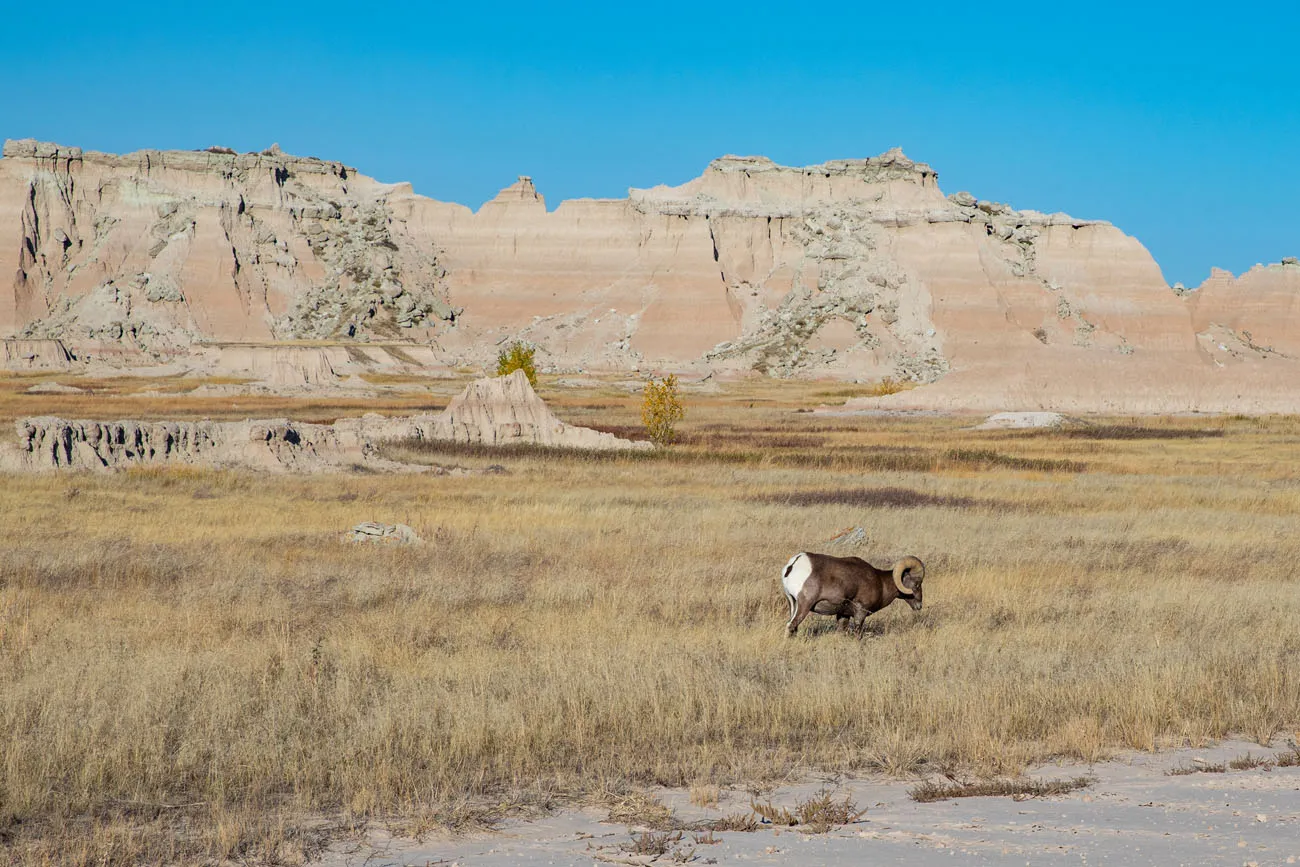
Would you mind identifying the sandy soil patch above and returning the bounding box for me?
[313,741,1300,866]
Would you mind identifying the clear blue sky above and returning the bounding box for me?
[3,1,1296,286]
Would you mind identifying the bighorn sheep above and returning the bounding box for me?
[781,552,925,636]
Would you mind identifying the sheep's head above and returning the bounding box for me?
[901,572,923,611]
[894,557,926,611]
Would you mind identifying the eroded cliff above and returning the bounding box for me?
[0,139,458,362]
[4,139,1298,411]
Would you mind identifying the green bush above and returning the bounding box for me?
[495,341,538,388]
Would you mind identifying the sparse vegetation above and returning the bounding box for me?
[860,376,911,397]
[812,376,914,400]
[1168,747,1300,775]
[751,788,866,832]
[706,812,760,833]
[1166,761,1226,775]
[603,791,677,830]
[909,776,1093,802]
[2,376,1300,862]
[752,486,988,510]
[622,829,683,856]
[496,340,538,387]
[1026,424,1225,441]
[1229,751,1269,770]
[642,374,685,446]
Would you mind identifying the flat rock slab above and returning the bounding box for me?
[311,741,1300,866]
[343,522,422,545]
[24,381,85,394]
[823,526,869,547]
[973,411,1068,430]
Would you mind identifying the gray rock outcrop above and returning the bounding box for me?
[426,371,652,450]
[1,372,648,473]
[343,522,422,545]
[2,338,74,370]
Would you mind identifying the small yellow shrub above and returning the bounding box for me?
[495,341,538,387]
[864,376,910,397]
[642,375,685,447]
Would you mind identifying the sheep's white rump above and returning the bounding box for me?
[781,553,813,620]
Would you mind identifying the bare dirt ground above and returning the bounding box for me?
[318,741,1300,866]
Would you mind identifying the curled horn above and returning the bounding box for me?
[892,556,925,595]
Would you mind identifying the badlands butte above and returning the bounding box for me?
[3,137,1299,412]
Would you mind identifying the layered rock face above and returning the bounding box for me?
[4,138,1299,411]
[2,415,408,473]
[400,149,1259,409]
[0,139,457,361]
[1,372,647,472]
[1188,261,1300,358]
[428,370,651,449]
[2,338,74,370]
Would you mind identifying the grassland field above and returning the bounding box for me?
[1,371,1298,864]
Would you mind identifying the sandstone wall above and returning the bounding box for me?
[1189,261,1300,357]
[0,140,458,360]
[1,338,74,370]
[3,415,385,473]
[4,139,1300,411]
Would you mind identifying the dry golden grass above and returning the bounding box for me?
[2,376,1300,862]
[0,371,471,425]
[811,376,913,399]
[688,783,720,809]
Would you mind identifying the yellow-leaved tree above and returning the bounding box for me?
[642,374,685,447]
[495,341,537,388]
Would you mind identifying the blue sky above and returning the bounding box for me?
[3,1,1296,285]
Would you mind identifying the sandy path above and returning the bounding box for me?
[314,740,1300,866]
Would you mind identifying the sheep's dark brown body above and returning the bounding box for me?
[781,552,925,636]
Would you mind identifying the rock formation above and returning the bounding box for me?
[390,149,1186,384]
[972,412,1068,430]
[0,139,459,364]
[428,370,651,449]
[1188,261,1300,359]
[1,372,648,472]
[1,338,74,370]
[0,414,427,473]
[3,138,1299,411]
[343,522,423,545]
[205,342,445,388]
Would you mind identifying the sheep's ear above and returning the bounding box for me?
[901,570,921,591]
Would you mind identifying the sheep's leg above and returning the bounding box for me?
[850,605,871,637]
[787,594,814,636]
[836,614,852,633]
[785,593,797,622]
